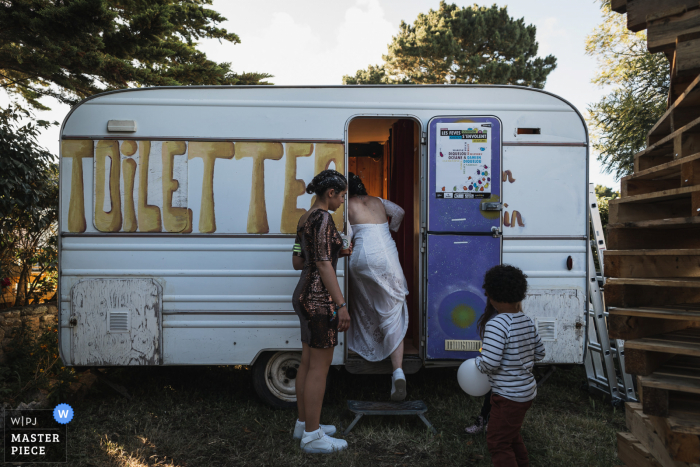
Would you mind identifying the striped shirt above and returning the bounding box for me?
[475,312,546,402]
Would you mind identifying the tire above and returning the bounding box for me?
[252,351,301,409]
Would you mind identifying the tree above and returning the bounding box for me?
[0,106,58,306]
[0,0,272,110]
[586,0,669,179]
[343,2,556,87]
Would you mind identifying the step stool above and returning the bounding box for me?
[344,400,437,435]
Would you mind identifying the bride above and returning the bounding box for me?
[346,172,409,401]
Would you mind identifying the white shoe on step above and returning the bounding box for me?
[300,428,348,454]
[293,420,337,439]
[391,368,406,401]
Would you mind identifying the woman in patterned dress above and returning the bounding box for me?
[291,169,351,453]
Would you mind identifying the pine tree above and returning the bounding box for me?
[0,0,272,109]
[343,2,556,88]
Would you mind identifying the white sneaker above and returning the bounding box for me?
[293,420,337,439]
[300,428,348,454]
[391,368,406,401]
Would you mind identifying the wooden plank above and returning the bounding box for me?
[605,250,700,278]
[611,185,700,205]
[617,432,664,467]
[622,177,681,197]
[626,329,700,357]
[608,314,694,340]
[625,348,675,376]
[669,399,700,435]
[611,0,627,14]
[627,402,700,464]
[609,305,700,320]
[648,74,700,142]
[641,371,700,395]
[607,277,700,287]
[676,133,700,159]
[605,282,700,307]
[648,9,700,53]
[629,153,700,181]
[607,220,700,249]
[609,197,690,224]
[628,0,700,32]
[606,249,700,256]
[643,386,671,417]
[608,216,700,230]
[627,404,689,466]
[677,38,700,75]
[635,113,700,172]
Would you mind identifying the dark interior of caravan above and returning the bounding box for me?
[347,118,421,363]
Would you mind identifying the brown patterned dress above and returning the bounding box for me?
[292,209,343,349]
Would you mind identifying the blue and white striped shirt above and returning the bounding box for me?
[475,312,546,402]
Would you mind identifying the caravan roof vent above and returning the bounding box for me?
[107,120,137,132]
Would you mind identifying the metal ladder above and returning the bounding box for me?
[584,183,637,404]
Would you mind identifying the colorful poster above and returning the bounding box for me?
[435,123,492,199]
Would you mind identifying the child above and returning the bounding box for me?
[474,265,545,467]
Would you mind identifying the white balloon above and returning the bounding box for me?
[457,358,491,396]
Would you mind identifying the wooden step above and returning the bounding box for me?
[625,330,700,377]
[633,113,700,172]
[627,1,700,33]
[608,188,698,224]
[648,73,700,143]
[639,362,700,419]
[607,219,700,250]
[621,153,700,198]
[608,277,700,288]
[605,249,700,278]
[608,311,697,341]
[668,394,700,435]
[610,305,700,320]
[626,329,700,357]
[626,401,700,465]
[628,152,700,181]
[606,281,700,308]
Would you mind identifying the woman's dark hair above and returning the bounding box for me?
[476,264,528,339]
[348,172,368,196]
[306,169,347,197]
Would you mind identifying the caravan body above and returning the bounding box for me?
[58,85,588,404]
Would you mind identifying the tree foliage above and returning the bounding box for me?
[344,1,556,87]
[0,106,58,306]
[586,0,669,179]
[0,0,272,109]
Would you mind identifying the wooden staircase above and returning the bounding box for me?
[610,2,700,465]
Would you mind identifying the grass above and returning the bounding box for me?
[7,362,626,466]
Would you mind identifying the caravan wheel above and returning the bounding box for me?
[252,351,300,409]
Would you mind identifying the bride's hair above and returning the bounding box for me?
[348,172,368,196]
[306,169,347,197]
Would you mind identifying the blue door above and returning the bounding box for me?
[425,116,502,360]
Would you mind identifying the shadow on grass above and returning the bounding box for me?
[24,364,625,466]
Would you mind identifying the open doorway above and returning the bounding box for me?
[347,117,421,359]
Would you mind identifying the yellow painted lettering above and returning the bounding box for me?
[280,143,313,234]
[235,142,284,234]
[188,142,235,233]
[61,140,93,233]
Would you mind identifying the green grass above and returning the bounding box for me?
[10,363,626,466]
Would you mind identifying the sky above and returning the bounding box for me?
[3,0,619,189]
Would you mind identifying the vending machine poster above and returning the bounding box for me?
[435,123,492,199]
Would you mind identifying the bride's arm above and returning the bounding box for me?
[380,198,405,232]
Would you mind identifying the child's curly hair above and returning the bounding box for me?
[477,265,528,338]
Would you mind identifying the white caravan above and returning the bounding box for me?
[58,85,589,407]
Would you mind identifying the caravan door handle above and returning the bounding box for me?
[481,202,503,211]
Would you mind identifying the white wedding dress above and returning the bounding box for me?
[347,199,409,362]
